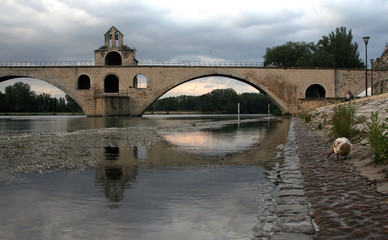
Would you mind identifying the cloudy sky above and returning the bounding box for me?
[1,0,388,98]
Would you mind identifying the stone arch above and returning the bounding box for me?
[105,51,122,65]
[305,84,326,98]
[104,74,119,93]
[146,73,287,114]
[77,74,90,90]
[133,74,147,89]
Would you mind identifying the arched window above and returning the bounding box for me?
[104,74,119,93]
[105,52,122,65]
[77,74,90,90]
[114,31,119,45]
[133,74,147,88]
[305,84,326,98]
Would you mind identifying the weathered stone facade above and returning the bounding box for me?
[372,44,388,94]
[374,44,388,70]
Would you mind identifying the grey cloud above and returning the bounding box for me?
[0,0,387,63]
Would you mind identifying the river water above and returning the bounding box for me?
[0,115,291,240]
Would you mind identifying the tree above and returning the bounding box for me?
[65,95,83,113]
[208,88,239,113]
[34,93,52,112]
[0,91,6,112]
[263,26,364,68]
[0,82,83,113]
[263,41,315,67]
[317,27,364,68]
[5,82,35,112]
[146,89,280,114]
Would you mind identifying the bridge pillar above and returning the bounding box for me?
[93,96,131,116]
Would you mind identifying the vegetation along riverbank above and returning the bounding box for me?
[300,93,388,194]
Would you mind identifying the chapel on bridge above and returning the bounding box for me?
[94,26,138,66]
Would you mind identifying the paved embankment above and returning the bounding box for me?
[294,118,388,239]
[253,120,316,239]
[306,93,388,194]
[253,117,388,239]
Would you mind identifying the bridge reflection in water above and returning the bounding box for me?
[94,118,291,205]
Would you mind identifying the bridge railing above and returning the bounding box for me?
[0,61,95,66]
[137,61,264,67]
[0,61,264,67]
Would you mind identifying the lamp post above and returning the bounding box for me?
[370,59,374,96]
[363,36,370,97]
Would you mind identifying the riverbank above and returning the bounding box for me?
[291,94,388,238]
[253,114,388,239]
[293,118,388,239]
[302,93,388,195]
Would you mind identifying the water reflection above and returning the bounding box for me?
[0,116,292,240]
[95,147,138,204]
[0,115,173,134]
[94,119,291,205]
[163,120,268,157]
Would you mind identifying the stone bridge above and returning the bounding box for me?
[1,65,387,116]
[1,26,387,116]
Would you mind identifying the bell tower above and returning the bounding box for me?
[94,26,138,66]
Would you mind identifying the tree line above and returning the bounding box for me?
[263,26,364,68]
[0,81,83,113]
[146,88,280,114]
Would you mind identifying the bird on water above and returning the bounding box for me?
[327,137,353,160]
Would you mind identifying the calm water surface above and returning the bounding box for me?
[0,115,290,240]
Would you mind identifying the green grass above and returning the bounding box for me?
[331,103,355,138]
[368,112,388,165]
[300,111,313,123]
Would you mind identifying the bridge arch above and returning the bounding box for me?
[78,74,90,90]
[305,84,326,98]
[149,73,285,114]
[105,51,122,65]
[104,74,119,93]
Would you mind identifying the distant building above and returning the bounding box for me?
[374,44,388,70]
[373,44,388,95]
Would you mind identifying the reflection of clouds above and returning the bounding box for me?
[163,128,265,156]
[164,132,209,146]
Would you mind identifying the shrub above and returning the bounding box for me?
[331,103,355,138]
[368,112,388,164]
[300,111,313,123]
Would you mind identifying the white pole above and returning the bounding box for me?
[238,103,240,121]
[268,104,270,118]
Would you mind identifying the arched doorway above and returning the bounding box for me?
[305,84,326,98]
[105,52,122,65]
[104,75,119,93]
[78,74,90,90]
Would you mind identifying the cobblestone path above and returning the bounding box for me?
[253,120,315,239]
[294,118,388,239]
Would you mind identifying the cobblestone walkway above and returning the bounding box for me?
[294,118,388,239]
[253,120,316,239]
